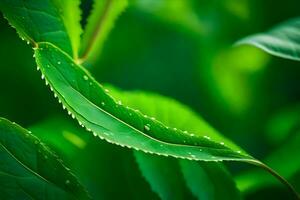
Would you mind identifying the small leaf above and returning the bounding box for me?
[237,17,300,61]
[0,117,90,200]
[79,0,128,64]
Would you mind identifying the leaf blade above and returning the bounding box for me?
[35,41,253,163]
[237,17,300,61]
[0,117,90,200]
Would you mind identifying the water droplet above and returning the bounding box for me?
[89,82,93,86]
[36,66,40,71]
[62,105,66,109]
[190,133,194,136]
[237,151,241,154]
[71,114,75,119]
[144,124,151,131]
[101,102,105,106]
[151,117,156,120]
[117,100,122,105]
[34,140,39,145]
[54,93,57,98]
[83,75,88,81]
[65,180,70,185]
[173,128,177,131]
[45,80,49,85]
[220,142,224,145]
[57,61,61,65]
[204,136,211,140]
[26,41,30,45]
[105,89,109,93]
[93,132,97,137]
[103,132,110,136]
[68,111,71,115]
[183,131,188,134]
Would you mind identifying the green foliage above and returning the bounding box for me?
[0,117,90,200]
[237,17,300,61]
[0,0,300,199]
[79,0,128,64]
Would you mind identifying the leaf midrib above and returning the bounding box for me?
[36,41,252,160]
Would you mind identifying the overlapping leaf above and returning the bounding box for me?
[79,0,128,64]
[237,17,300,61]
[0,117,90,200]
[0,0,82,58]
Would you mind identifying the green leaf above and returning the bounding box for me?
[79,0,128,64]
[134,152,193,200]
[110,87,240,200]
[34,41,252,163]
[0,117,90,200]
[29,115,159,200]
[180,160,241,200]
[1,1,298,197]
[237,17,300,61]
[0,0,82,58]
[235,131,300,194]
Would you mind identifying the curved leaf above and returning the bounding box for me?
[79,0,128,64]
[29,115,159,200]
[237,17,300,61]
[110,87,240,200]
[0,117,90,200]
[34,41,252,162]
[0,0,82,58]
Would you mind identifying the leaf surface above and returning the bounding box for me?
[0,0,82,58]
[110,87,240,199]
[237,17,300,61]
[79,0,128,64]
[34,41,253,163]
[0,117,90,200]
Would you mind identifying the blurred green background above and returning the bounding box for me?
[1,0,300,199]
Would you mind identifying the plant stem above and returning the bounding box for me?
[78,0,112,64]
[246,160,299,199]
